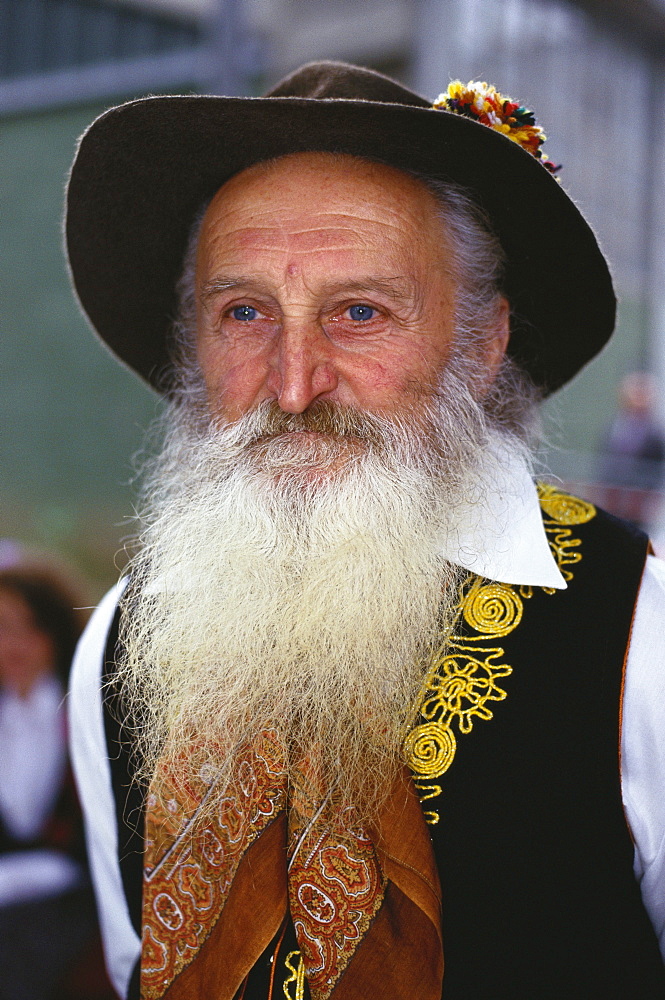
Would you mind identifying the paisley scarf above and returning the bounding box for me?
[140,728,442,999]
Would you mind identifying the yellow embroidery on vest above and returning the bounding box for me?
[538,482,595,582]
[283,950,306,999]
[405,486,595,823]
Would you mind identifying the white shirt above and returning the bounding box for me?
[0,675,67,842]
[68,456,665,998]
[0,675,83,908]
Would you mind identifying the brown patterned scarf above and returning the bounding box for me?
[140,729,442,999]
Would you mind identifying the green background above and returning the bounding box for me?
[1,105,159,593]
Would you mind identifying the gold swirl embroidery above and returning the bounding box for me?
[283,950,306,1000]
[537,483,596,525]
[462,578,523,635]
[538,482,595,582]
[405,486,595,822]
[404,722,457,777]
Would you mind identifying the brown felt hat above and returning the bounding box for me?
[65,60,615,396]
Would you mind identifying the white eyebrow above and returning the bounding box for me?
[199,276,256,302]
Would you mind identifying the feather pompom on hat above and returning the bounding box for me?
[435,79,560,173]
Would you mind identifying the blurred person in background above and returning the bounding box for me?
[0,552,114,1000]
[598,371,665,530]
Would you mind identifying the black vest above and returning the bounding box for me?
[102,505,665,999]
[427,505,665,997]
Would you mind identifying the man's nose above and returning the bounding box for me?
[273,324,338,413]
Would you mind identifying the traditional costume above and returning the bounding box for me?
[65,62,665,999]
[70,465,665,998]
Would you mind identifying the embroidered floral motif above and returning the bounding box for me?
[141,730,286,998]
[405,486,596,822]
[142,733,385,1000]
[286,776,385,1000]
[538,483,596,582]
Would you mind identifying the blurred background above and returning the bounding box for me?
[3,0,665,596]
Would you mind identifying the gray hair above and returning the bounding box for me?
[418,174,507,335]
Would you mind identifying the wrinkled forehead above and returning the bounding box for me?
[195,151,448,271]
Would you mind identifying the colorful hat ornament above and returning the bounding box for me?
[434,80,560,174]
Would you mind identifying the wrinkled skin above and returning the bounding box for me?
[195,152,509,429]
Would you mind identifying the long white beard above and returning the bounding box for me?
[119,364,529,823]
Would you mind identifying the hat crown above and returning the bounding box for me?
[266,60,432,109]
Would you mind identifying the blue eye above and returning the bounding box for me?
[232,305,257,321]
[348,304,375,322]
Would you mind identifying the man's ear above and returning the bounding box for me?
[480,296,510,390]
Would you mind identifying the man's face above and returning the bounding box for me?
[194,153,507,425]
[0,588,54,697]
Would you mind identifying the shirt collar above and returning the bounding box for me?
[439,436,566,590]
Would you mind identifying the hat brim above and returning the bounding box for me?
[65,93,615,395]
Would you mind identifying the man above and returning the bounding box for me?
[66,63,665,999]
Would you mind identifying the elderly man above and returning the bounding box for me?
[66,63,665,999]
